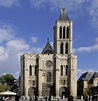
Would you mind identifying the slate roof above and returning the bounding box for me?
[93,72,98,78]
[78,72,98,82]
[58,8,70,21]
[42,42,53,54]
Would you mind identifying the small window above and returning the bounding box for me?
[59,26,62,39]
[65,42,68,54]
[63,27,65,39]
[60,42,63,54]
[66,27,69,38]
[60,65,63,76]
[29,65,32,76]
[35,65,37,76]
[47,72,51,82]
[66,65,68,76]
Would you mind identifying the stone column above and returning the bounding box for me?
[55,57,59,97]
[38,69,42,97]
[24,58,29,96]
[69,21,73,54]
[69,55,77,97]
[38,57,42,97]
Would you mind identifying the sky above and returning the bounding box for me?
[0,0,98,79]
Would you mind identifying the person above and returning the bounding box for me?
[35,96,37,101]
[0,97,4,101]
[15,95,19,101]
[49,96,51,101]
[45,97,47,101]
[30,97,32,101]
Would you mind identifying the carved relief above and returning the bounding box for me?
[59,79,67,85]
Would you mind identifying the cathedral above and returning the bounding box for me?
[20,8,77,98]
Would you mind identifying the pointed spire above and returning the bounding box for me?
[42,40,53,54]
[59,8,70,21]
[47,38,49,43]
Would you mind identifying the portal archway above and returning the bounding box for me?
[42,84,53,97]
[59,87,68,98]
[28,87,35,97]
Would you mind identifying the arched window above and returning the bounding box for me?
[29,65,32,76]
[59,26,62,39]
[60,65,63,76]
[35,65,37,76]
[47,72,51,82]
[65,42,68,54]
[63,27,65,39]
[66,65,68,76]
[60,42,63,54]
[66,27,70,38]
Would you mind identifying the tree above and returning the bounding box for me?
[0,74,19,93]
[0,83,10,92]
[1,74,15,86]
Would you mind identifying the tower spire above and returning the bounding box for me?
[47,38,49,43]
[59,8,70,21]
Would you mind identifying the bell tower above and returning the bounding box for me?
[54,8,73,55]
[53,8,77,98]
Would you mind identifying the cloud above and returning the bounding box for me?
[95,38,98,43]
[29,0,98,30]
[0,0,20,7]
[74,38,98,53]
[0,25,44,78]
[6,39,30,59]
[78,68,94,74]
[0,47,8,61]
[31,37,38,43]
[29,0,87,11]
[13,71,20,79]
[0,26,30,61]
[0,25,30,78]
[30,47,42,54]
[0,26,14,43]
[86,0,98,29]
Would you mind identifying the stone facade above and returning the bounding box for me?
[77,72,98,98]
[20,8,77,98]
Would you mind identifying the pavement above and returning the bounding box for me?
[19,99,84,101]
[19,99,29,101]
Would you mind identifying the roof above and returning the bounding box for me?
[58,8,70,21]
[78,72,95,82]
[93,72,98,78]
[42,42,53,54]
[0,91,16,95]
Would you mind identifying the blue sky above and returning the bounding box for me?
[0,0,98,79]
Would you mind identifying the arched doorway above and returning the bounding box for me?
[42,84,53,97]
[28,87,35,97]
[59,87,68,98]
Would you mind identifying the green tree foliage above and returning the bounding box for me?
[0,74,19,93]
[0,83,10,92]
[1,74,15,86]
